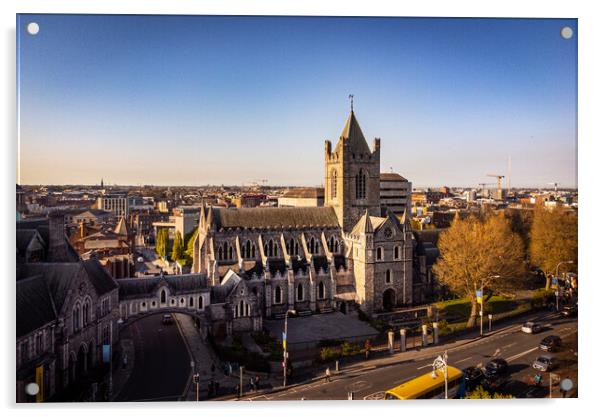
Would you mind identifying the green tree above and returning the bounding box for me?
[155,228,169,260]
[529,205,578,289]
[433,213,526,328]
[171,231,185,261]
[183,228,198,266]
[465,385,514,399]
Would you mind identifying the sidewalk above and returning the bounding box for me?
[173,313,279,400]
[108,338,135,401]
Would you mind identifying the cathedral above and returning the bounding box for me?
[192,109,413,317]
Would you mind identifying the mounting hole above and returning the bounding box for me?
[560,26,573,40]
[27,22,40,36]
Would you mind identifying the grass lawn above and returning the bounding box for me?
[435,296,518,320]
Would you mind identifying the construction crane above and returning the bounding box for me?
[478,182,495,197]
[487,174,505,200]
[548,182,560,192]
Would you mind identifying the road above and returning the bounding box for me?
[115,314,192,402]
[249,313,577,400]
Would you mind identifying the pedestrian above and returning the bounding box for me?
[235,383,240,398]
[325,367,331,383]
[364,339,371,360]
[249,376,255,392]
[254,375,260,390]
[122,353,128,369]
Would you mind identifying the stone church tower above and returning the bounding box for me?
[324,111,381,233]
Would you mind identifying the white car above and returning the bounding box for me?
[521,321,542,334]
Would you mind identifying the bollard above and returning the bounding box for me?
[335,360,339,372]
[422,324,428,347]
[433,322,439,345]
[399,329,406,352]
[387,330,395,354]
[348,391,354,400]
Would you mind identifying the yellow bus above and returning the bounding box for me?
[384,366,465,399]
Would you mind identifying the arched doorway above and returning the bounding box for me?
[76,344,87,379]
[383,288,396,311]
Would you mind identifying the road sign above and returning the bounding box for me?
[560,378,573,392]
[476,290,483,303]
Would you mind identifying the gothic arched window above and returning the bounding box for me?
[386,269,392,284]
[318,281,325,299]
[160,289,167,304]
[376,247,383,261]
[198,296,204,309]
[297,284,304,301]
[310,237,316,254]
[331,170,338,199]
[275,286,282,304]
[355,169,366,199]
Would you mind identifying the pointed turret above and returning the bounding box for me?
[114,216,128,236]
[351,209,374,235]
[335,111,372,155]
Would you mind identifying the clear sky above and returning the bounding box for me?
[17,15,577,188]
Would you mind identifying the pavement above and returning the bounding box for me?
[113,314,191,401]
[237,311,577,400]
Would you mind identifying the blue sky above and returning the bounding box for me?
[17,15,577,188]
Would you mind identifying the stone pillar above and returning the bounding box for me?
[287,270,295,311]
[265,283,272,317]
[309,275,317,312]
[387,330,395,354]
[433,322,439,345]
[422,324,429,347]
[399,328,406,352]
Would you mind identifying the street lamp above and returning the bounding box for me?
[432,350,449,399]
[480,275,500,337]
[283,309,296,387]
[554,261,574,311]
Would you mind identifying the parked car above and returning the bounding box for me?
[521,321,542,334]
[561,305,578,317]
[532,355,555,372]
[483,358,509,378]
[539,335,562,352]
[162,314,174,324]
[462,366,484,391]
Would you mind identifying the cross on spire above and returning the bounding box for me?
[348,94,354,112]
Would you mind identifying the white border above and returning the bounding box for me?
[2,1,600,417]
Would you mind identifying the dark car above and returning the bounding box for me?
[561,305,577,317]
[540,335,562,352]
[462,366,484,391]
[162,314,174,324]
[483,358,509,378]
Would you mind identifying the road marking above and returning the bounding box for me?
[456,356,472,364]
[364,391,385,400]
[493,348,501,357]
[417,363,431,370]
[502,342,517,349]
[507,347,539,362]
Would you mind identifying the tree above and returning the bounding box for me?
[433,214,526,328]
[171,231,185,261]
[184,228,198,266]
[155,228,169,260]
[465,385,514,399]
[529,205,578,289]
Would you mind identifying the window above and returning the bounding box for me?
[376,247,383,261]
[21,340,29,364]
[101,297,110,317]
[386,269,392,284]
[318,281,325,299]
[102,325,110,345]
[309,237,316,254]
[275,286,282,304]
[394,246,400,260]
[355,169,366,199]
[239,300,245,317]
[217,246,223,260]
[198,296,204,309]
[34,333,42,356]
[189,297,194,307]
[83,299,90,327]
[288,238,299,256]
[246,304,250,316]
[297,284,304,301]
[73,302,81,332]
[331,170,338,199]
[160,289,167,304]
[243,240,255,259]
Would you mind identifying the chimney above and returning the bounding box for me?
[79,221,86,239]
[48,211,69,262]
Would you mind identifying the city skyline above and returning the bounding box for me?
[17,15,577,188]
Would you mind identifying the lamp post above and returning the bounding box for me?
[480,275,500,337]
[283,309,296,387]
[432,350,449,399]
[554,261,573,311]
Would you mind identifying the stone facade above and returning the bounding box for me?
[192,110,414,317]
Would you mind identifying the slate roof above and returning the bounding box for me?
[16,275,57,338]
[210,206,339,230]
[281,188,324,199]
[82,259,119,295]
[334,111,372,155]
[16,230,40,253]
[118,273,208,300]
[380,173,408,182]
